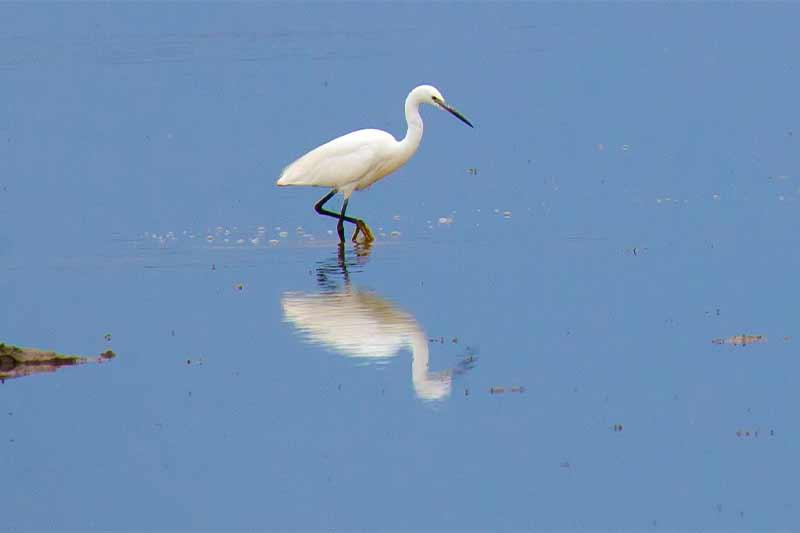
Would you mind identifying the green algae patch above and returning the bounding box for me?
[0,343,115,382]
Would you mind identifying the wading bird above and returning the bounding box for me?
[276,85,473,243]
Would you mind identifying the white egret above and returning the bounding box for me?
[276,84,473,243]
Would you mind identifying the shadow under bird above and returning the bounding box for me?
[276,84,473,243]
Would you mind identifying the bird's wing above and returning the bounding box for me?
[277,129,395,190]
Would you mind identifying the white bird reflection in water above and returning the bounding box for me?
[281,245,469,401]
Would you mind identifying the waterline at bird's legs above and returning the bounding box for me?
[314,190,374,244]
[352,220,374,243]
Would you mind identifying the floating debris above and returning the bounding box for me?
[612,423,624,432]
[0,343,115,382]
[428,336,460,344]
[466,167,478,175]
[712,334,766,346]
[502,210,512,219]
[736,428,775,438]
[628,246,649,256]
[489,386,525,394]
[390,230,401,238]
[234,283,244,291]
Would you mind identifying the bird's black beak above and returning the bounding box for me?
[440,102,474,128]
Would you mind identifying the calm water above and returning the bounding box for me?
[2,3,799,531]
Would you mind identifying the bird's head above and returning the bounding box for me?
[414,85,473,128]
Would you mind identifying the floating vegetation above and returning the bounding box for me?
[712,334,766,346]
[0,343,115,382]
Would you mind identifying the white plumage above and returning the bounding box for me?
[277,84,472,242]
[277,129,399,198]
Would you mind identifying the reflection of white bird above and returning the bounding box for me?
[281,289,452,401]
[276,85,473,243]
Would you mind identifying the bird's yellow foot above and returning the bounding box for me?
[352,220,374,243]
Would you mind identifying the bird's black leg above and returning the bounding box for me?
[315,191,360,225]
[313,190,373,243]
[337,198,349,242]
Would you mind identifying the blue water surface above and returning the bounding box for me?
[1,3,798,531]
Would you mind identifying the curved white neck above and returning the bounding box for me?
[399,93,424,158]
